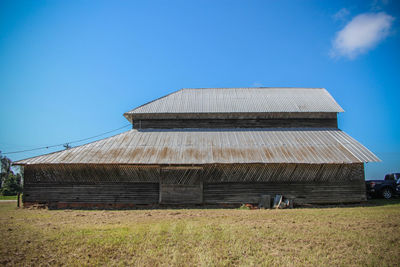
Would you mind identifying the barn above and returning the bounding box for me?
[15,87,379,208]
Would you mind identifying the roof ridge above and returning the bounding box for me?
[181,87,325,90]
[123,88,184,117]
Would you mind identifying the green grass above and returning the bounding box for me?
[1,200,400,266]
[0,195,17,200]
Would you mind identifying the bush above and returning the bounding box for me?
[238,204,250,210]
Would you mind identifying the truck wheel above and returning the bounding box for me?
[382,188,393,199]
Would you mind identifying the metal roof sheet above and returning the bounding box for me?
[124,88,344,115]
[15,128,379,165]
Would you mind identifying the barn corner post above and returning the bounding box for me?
[13,88,380,208]
[16,165,24,208]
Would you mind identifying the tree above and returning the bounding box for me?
[0,153,22,197]
[0,153,12,189]
[1,172,22,196]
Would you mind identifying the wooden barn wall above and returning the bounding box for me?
[132,118,338,129]
[23,163,365,206]
[130,112,338,120]
[24,183,159,205]
[160,168,203,204]
[24,165,160,184]
[203,182,366,205]
[202,163,366,204]
[202,164,364,183]
[23,165,160,206]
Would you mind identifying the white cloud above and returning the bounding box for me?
[333,8,350,21]
[331,12,395,59]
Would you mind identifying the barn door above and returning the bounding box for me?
[160,167,203,204]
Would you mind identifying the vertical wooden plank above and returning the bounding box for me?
[158,167,162,204]
[200,181,204,204]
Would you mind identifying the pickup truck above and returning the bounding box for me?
[366,173,400,199]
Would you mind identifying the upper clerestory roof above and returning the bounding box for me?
[124,88,344,118]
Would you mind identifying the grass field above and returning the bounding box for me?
[0,195,17,200]
[1,200,400,266]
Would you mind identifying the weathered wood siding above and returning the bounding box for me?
[24,165,160,183]
[160,185,202,204]
[23,165,160,206]
[23,163,365,207]
[133,118,337,129]
[23,183,159,205]
[160,168,203,204]
[130,112,338,129]
[202,163,365,204]
[202,164,364,183]
[203,182,366,204]
[129,112,338,120]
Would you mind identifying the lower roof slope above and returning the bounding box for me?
[15,128,379,165]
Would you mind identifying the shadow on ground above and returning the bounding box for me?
[364,197,400,207]
[300,197,400,209]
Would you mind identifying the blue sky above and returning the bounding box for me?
[0,0,399,179]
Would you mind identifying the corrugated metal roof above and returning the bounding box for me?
[124,88,344,115]
[15,128,379,165]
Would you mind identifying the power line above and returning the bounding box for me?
[1,124,131,155]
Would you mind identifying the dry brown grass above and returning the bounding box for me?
[1,201,400,266]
